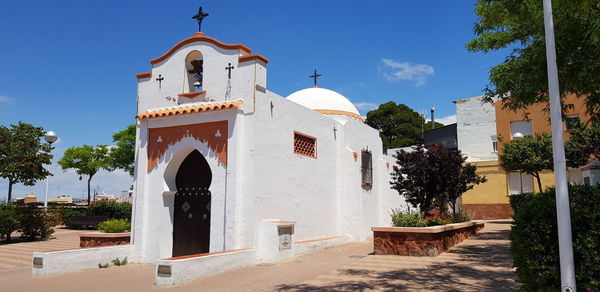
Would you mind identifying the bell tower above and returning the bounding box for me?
[134,6,269,114]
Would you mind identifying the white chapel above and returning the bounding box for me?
[32,10,405,284]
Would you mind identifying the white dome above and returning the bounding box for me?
[286,87,362,121]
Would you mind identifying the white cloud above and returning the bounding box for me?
[381,59,434,86]
[353,102,379,111]
[436,114,457,125]
[0,96,14,104]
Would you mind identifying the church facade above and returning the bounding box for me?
[131,31,404,262]
[32,23,405,284]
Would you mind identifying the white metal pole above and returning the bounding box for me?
[542,0,577,291]
[44,165,49,208]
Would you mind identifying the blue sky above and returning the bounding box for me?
[0,0,509,201]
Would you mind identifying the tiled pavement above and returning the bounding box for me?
[0,227,83,270]
[0,220,517,291]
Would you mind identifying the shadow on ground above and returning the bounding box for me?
[276,228,517,292]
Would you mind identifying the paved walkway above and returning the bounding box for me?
[0,220,517,291]
[0,227,83,270]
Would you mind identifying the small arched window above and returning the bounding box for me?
[185,51,204,92]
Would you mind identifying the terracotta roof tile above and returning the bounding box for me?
[136,100,244,120]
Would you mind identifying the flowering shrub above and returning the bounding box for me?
[391,210,455,227]
[425,215,449,226]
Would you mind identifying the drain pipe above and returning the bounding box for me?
[223,163,228,251]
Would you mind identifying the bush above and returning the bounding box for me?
[98,219,131,233]
[59,207,88,224]
[0,201,21,243]
[89,200,131,220]
[510,185,600,291]
[449,212,472,223]
[390,210,427,227]
[18,205,54,241]
[426,216,448,226]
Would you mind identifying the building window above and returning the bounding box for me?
[508,172,534,195]
[294,131,316,158]
[491,135,498,153]
[361,150,373,189]
[565,115,580,130]
[510,120,533,139]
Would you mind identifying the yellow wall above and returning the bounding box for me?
[536,171,555,192]
[462,161,509,204]
[462,163,571,205]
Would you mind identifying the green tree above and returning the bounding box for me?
[0,201,21,243]
[58,145,112,205]
[0,122,53,201]
[499,134,554,191]
[565,121,600,168]
[467,0,600,117]
[366,102,443,150]
[110,124,136,176]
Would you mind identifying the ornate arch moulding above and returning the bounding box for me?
[147,120,228,172]
[150,32,253,65]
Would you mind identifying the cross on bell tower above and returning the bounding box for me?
[192,6,209,32]
[309,69,322,87]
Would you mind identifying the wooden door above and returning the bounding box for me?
[172,150,212,257]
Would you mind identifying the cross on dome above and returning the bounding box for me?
[309,69,322,87]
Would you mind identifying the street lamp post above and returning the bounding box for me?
[542,0,577,290]
[44,131,58,208]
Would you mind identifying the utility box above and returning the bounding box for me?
[256,219,295,261]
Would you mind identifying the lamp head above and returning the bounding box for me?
[44,131,58,144]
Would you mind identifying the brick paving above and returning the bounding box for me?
[0,227,83,270]
[0,220,517,291]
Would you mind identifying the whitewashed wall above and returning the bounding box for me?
[133,110,241,261]
[136,38,266,114]
[455,95,498,162]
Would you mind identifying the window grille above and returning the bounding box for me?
[361,150,373,189]
[294,132,316,158]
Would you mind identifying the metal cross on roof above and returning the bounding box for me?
[309,69,322,87]
[192,6,209,32]
[156,74,164,89]
[225,63,234,79]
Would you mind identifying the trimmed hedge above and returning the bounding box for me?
[510,185,600,291]
[89,201,132,220]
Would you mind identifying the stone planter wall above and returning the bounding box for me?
[80,232,131,248]
[372,221,484,256]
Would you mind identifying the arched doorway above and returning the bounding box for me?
[172,150,212,257]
